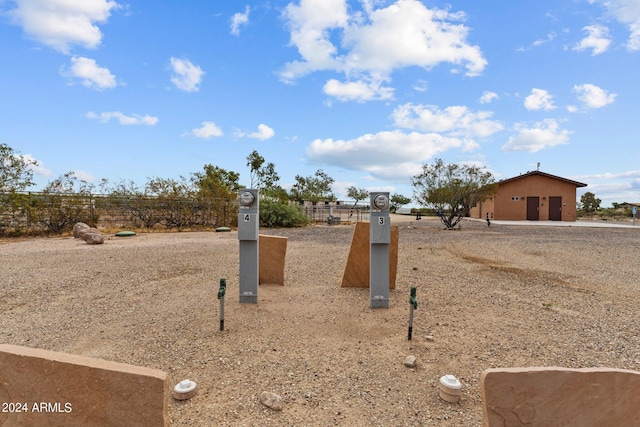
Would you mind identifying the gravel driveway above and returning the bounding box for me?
[1,217,639,426]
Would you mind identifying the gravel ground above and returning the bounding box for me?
[1,216,640,426]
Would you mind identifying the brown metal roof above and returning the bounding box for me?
[498,170,587,187]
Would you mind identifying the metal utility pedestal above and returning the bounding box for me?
[370,192,390,308]
[238,189,259,304]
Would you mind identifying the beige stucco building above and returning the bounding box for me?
[469,171,587,222]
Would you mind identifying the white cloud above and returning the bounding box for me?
[251,124,275,140]
[234,124,275,140]
[21,154,52,177]
[413,79,428,92]
[479,91,498,104]
[573,83,617,108]
[524,88,556,111]
[86,111,158,126]
[595,0,640,50]
[280,0,348,81]
[323,77,394,102]
[306,130,478,181]
[307,101,501,180]
[71,169,96,182]
[230,5,250,36]
[237,124,275,140]
[341,0,486,76]
[62,56,117,90]
[392,103,504,138]
[533,32,557,47]
[572,170,640,181]
[502,119,571,153]
[573,25,611,55]
[189,121,223,139]
[7,0,119,53]
[572,169,640,206]
[170,57,205,92]
[281,0,486,101]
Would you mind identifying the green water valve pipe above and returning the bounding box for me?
[218,278,227,299]
[218,278,226,331]
[408,287,417,340]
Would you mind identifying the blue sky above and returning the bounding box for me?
[1,0,639,207]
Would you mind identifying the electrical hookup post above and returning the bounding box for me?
[633,206,637,226]
[238,189,259,304]
[370,192,391,308]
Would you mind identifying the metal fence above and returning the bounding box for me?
[302,203,369,224]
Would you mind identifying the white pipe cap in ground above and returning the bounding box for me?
[438,375,462,403]
[173,379,198,400]
[439,374,462,389]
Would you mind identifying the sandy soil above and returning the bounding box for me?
[1,215,640,426]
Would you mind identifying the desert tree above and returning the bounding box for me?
[0,143,37,193]
[390,193,411,213]
[0,143,38,233]
[145,176,200,230]
[246,150,288,202]
[289,169,335,204]
[108,179,164,229]
[579,191,601,215]
[411,158,497,230]
[246,150,279,190]
[33,172,97,233]
[192,164,241,197]
[191,164,241,226]
[346,186,369,206]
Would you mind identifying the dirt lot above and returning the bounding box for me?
[1,216,639,426]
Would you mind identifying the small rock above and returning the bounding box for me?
[260,391,283,411]
[404,355,417,368]
[425,335,435,341]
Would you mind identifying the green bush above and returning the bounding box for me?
[260,200,309,228]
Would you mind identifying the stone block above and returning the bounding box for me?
[0,344,169,427]
[341,221,398,289]
[481,367,640,427]
[259,234,287,286]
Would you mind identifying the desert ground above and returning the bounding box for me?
[1,215,639,426]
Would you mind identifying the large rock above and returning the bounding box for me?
[481,367,640,426]
[72,222,90,238]
[0,344,169,426]
[78,227,104,245]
